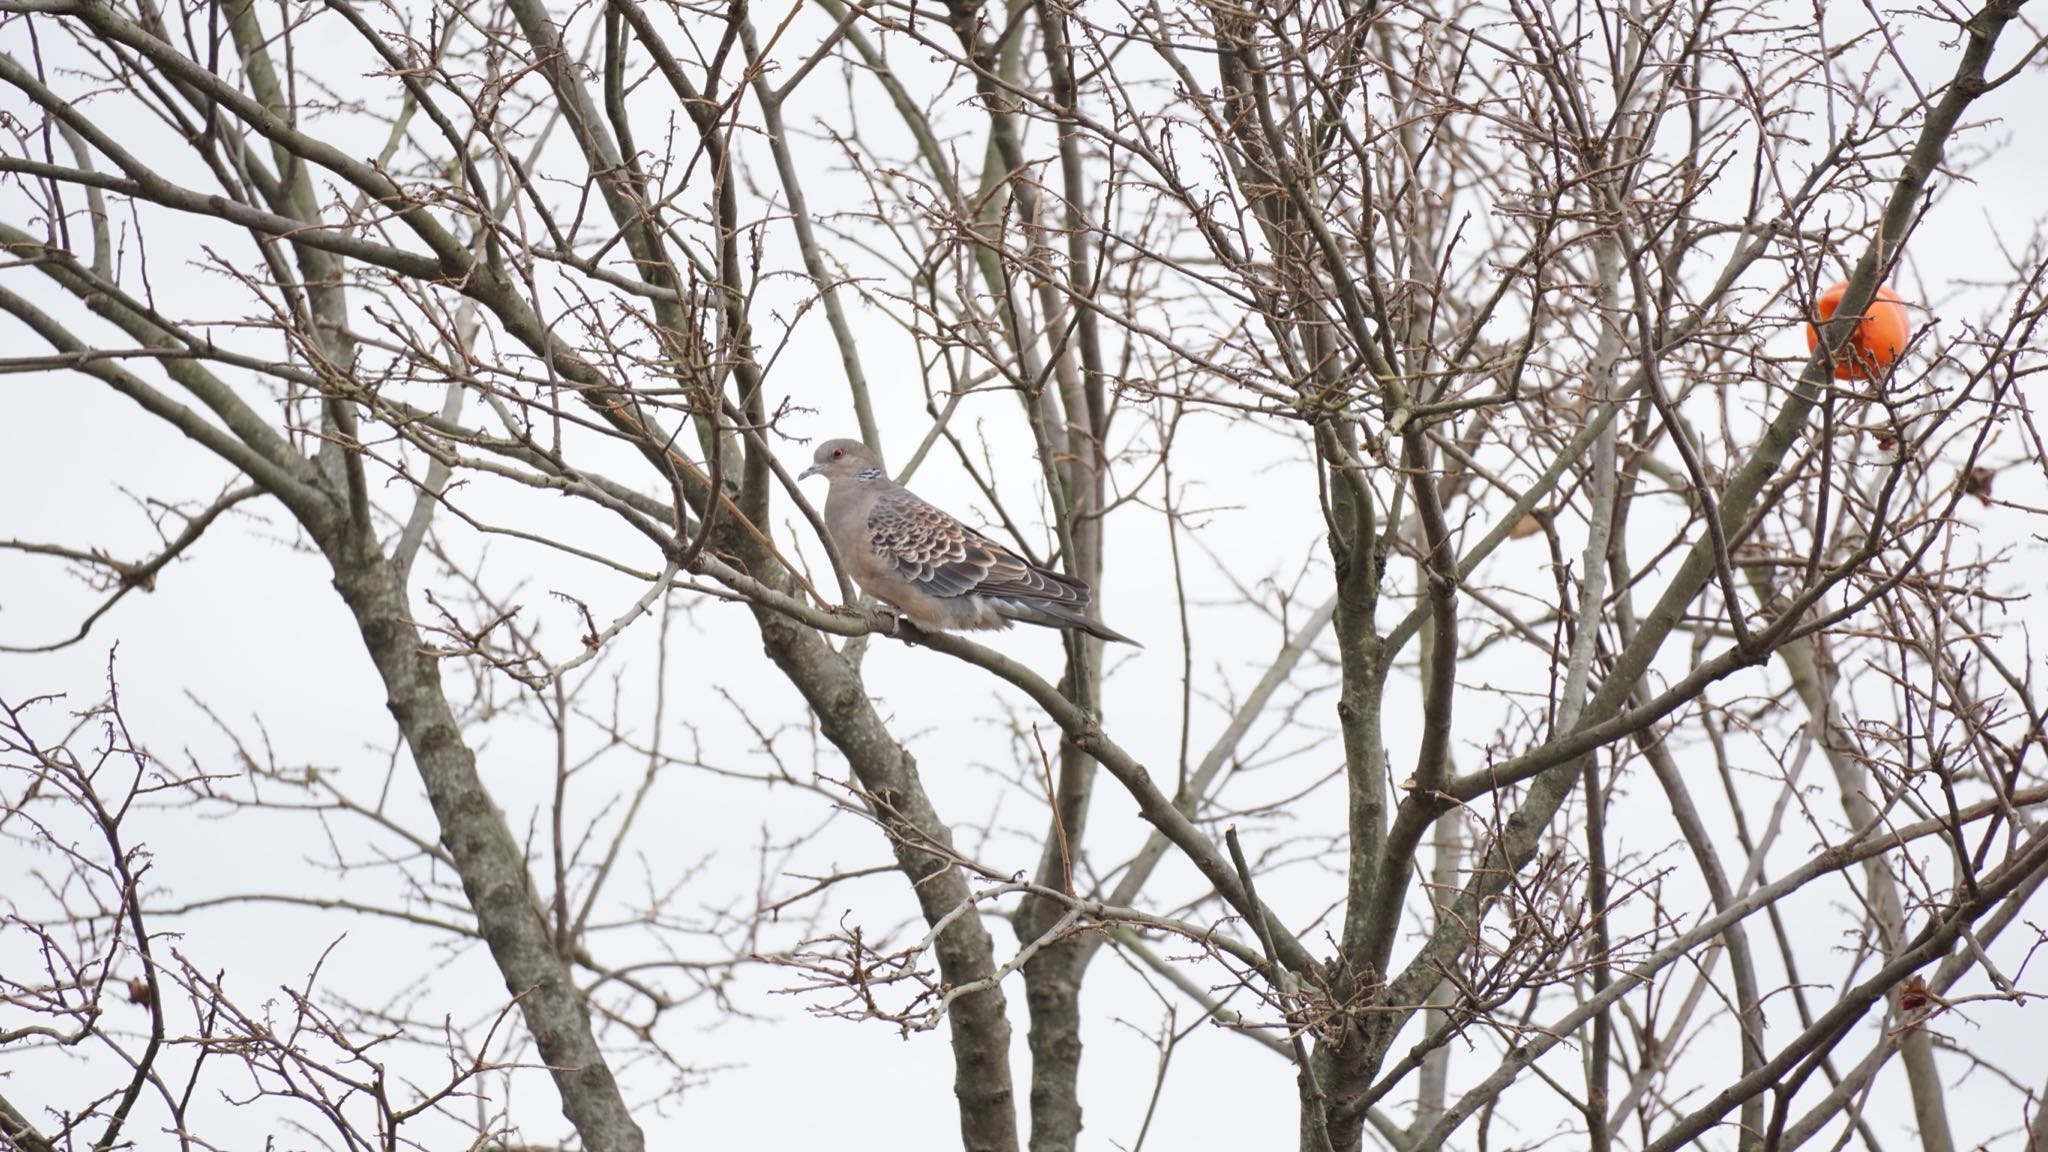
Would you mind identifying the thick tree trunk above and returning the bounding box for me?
[1019,942,1087,1152]
[321,528,646,1152]
[755,612,1022,1152]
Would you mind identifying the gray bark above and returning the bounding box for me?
[320,526,648,1152]
[754,611,1022,1152]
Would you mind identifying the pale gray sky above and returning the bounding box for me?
[3,0,2046,1147]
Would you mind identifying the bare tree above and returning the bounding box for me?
[2,0,2045,1146]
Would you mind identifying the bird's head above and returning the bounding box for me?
[798,438,883,482]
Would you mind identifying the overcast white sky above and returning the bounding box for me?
[3,0,2047,1147]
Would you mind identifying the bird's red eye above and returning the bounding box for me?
[832,448,844,458]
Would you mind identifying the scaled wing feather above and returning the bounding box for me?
[868,488,1090,607]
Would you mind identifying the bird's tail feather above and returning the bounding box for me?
[997,600,1141,646]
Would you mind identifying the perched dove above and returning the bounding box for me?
[798,438,1138,645]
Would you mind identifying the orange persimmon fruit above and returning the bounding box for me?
[1805,281,1911,380]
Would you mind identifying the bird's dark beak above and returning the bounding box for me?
[797,463,819,480]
